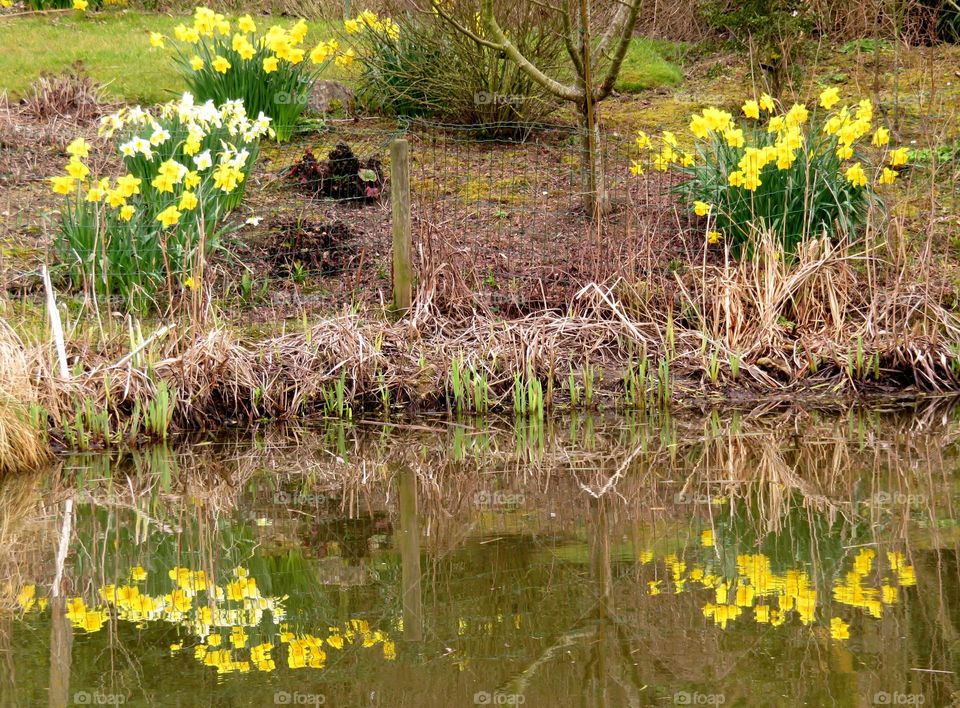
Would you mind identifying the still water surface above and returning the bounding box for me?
[1,406,959,707]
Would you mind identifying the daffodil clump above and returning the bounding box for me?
[17,565,397,674]
[634,89,908,254]
[51,93,271,310]
[152,7,351,141]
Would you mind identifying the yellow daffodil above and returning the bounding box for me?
[73,0,87,10]
[66,158,90,181]
[212,56,231,73]
[263,56,279,73]
[742,99,760,119]
[334,48,356,68]
[190,56,205,71]
[156,205,183,228]
[845,162,867,187]
[693,201,711,217]
[819,87,840,109]
[119,205,136,221]
[179,191,199,211]
[66,137,90,158]
[759,93,775,112]
[629,160,644,176]
[724,127,745,148]
[872,127,890,146]
[689,114,710,139]
[116,174,141,197]
[149,32,165,48]
[707,231,722,244]
[238,15,257,33]
[50,176,77,195]
[878,167,898,185]
[785,103,809,128]
[888,147,909,166]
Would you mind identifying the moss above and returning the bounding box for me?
[459,176,531,205]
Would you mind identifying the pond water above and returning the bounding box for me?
[2,405,959,707]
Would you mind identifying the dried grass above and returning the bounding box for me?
[2,221,959,455]
[0,322,49,476]
[17,66,108,124]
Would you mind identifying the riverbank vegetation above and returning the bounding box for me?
[1,1,959,463]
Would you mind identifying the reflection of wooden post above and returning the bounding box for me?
[398,466,423,642]
[391,139,412,315]
[49,597,72,708]
[49,498,74,708]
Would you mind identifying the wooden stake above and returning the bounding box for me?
[42,265,70,380]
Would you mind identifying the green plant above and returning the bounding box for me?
[700,0,812,95]
[156,7,342,141]
[638,90,907,255]
[144,380,176,441]
[450,355,490,414]
[351,5,562,137]
[321,371,352,419]
[52,95,270,311]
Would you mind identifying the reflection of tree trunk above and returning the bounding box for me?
[588,502,611,708]
[397,466,423,642]
[49,597,72,708]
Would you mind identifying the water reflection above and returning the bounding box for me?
[2,404,960,705]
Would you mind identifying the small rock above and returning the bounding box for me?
[308,80,355,115]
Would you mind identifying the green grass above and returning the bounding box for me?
[0,12,675,104]
[0,12,344,105]
[615,38,684,94]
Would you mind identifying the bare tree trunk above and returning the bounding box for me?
[578,102,609,216]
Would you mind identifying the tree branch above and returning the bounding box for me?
[425,0,504,50]
[594,0,644,101]
[480,0,583,101]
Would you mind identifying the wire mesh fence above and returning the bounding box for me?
[252,117,700,311]
[243,109,960,313]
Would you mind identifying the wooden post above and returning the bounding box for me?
[391,139,412,314]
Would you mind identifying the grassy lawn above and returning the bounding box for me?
[0,11,681,106]
[615,38,685,93]
[0,12,342,105]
